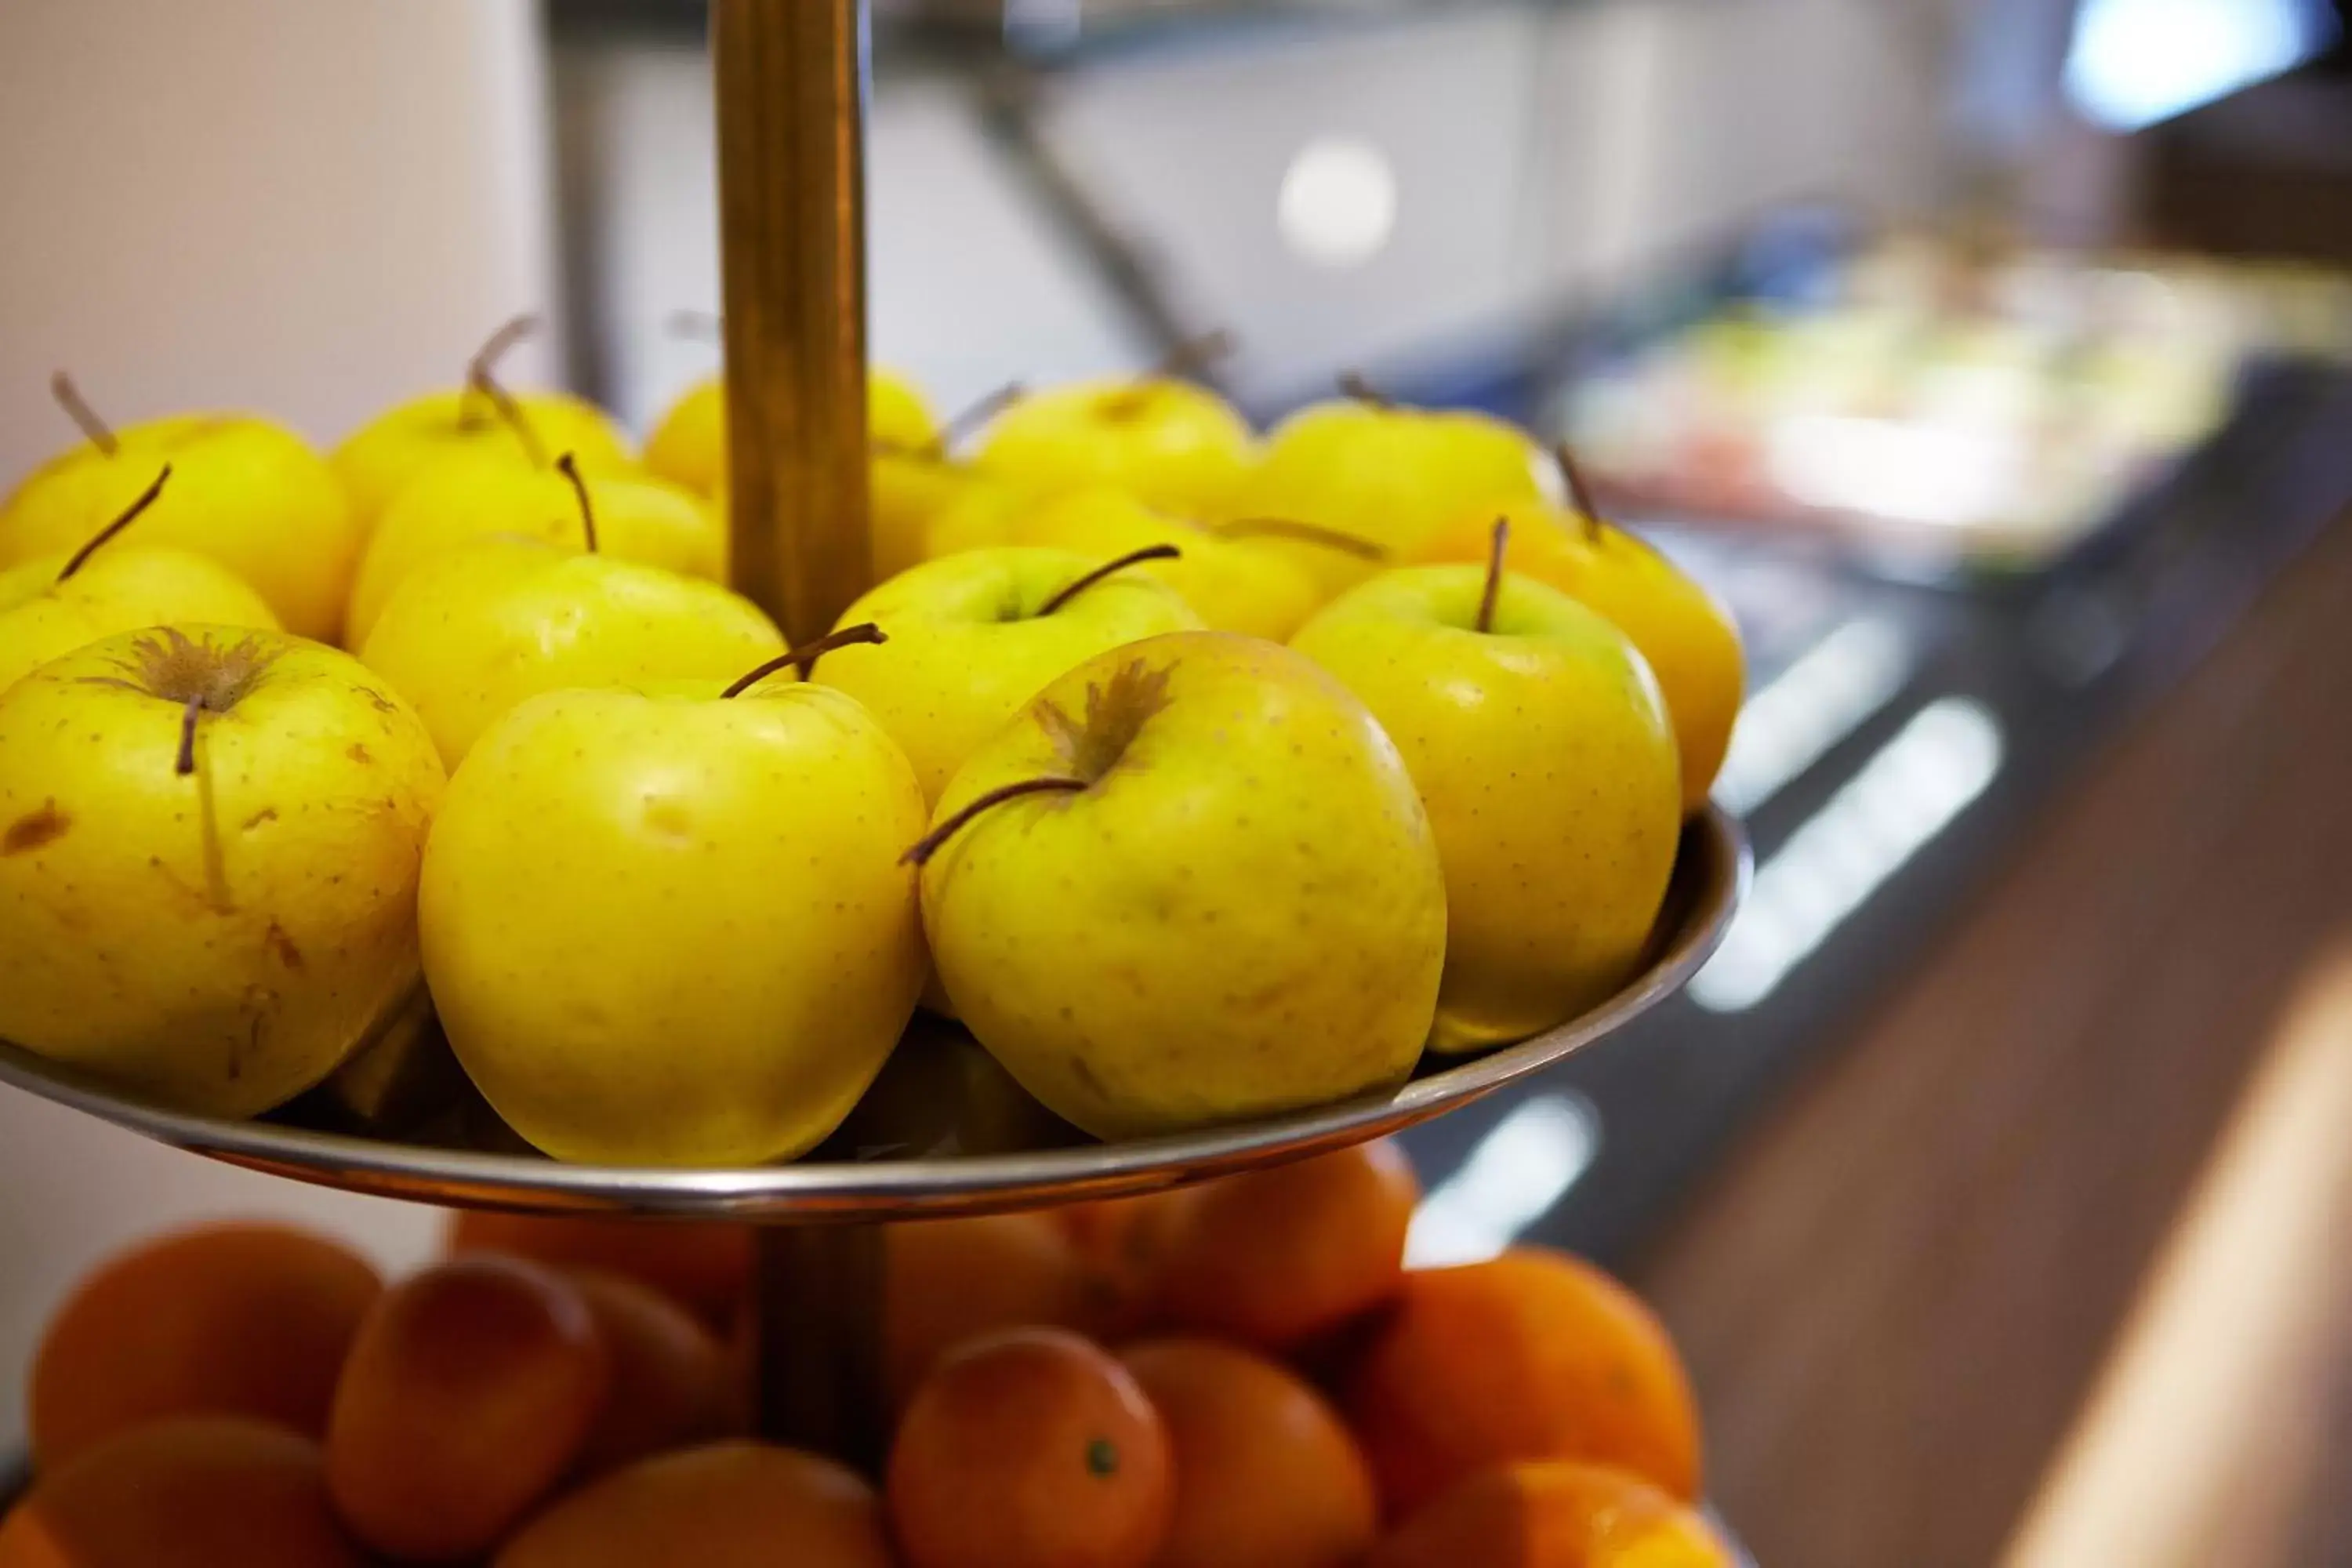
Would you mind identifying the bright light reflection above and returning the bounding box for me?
[2065,0,2338,132]
[1770,415,2021,528]
[1406,1093,1599,1269]
[1692,698,2005,1013]
[1712,616,1918,816]
[1277,136,1399,270]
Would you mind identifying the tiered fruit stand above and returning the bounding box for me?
[0,0,1746,1501]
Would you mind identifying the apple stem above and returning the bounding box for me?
[666,308,724,343]
[1211,517,1387,561]
[1477,517,1509,634]
[56,465,171,585]
[923,380,1025,457]
[470,364,549,467]
[174,694,203,777]
[901,776,1089,868]
[458,313,543,436]
[554,452,597,553]
[1102,329,1236,417]
[1554,441,1606,544]
[1038,544,1182,617]
[1337,370,1396,408]
[720,622,887,699]
[49,372,119,456]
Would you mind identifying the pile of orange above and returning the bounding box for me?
[0,1142,1732,1566]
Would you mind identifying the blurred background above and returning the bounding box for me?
[5,2,2352,1564]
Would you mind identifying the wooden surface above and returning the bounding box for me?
[2004,944,2352,1568]
[1634,515,2352,1568]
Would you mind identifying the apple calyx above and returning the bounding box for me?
[56,465,172,585]
[720,621,887,698]
[49,372,120,457]
[78,630,275,778]
[1477,517,1509,635]
[900,777,1087,868]
[1554,441,1606,544]
[1037,545,1183,617]
[1211,517,1387,561]
[1337,370,1396,409]
[554,453,597,553]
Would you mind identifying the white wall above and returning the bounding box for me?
[0,0,565,480]
[0,0,557,1447]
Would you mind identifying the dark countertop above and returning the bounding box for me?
[1393,359,2352,1268]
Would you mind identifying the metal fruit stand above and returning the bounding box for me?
[0,0,1746,1512]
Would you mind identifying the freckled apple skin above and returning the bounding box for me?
[419,681,927,1166]
[921,630,1446,1138]
[0,626,445,1116]
[1293,567,1681,1051]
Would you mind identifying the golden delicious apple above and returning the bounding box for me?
[645,365,938,503]
[1292,529,1681,1050]
[0,380,361,643]
[0,466,279,694]
[330,315,634,535]
[1005,488,1327,641]
[1223,393,1554,598]
[359,532,786,771]
[418,635,928,1166]
[1410,468,1743,811]
[815,545,1202,806]
[347,447,722,646]
[914,630,1446,1138]
[975,375,1256,517]
[0,625,445,1115]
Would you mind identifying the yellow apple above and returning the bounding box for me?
[0,406,361,644]
[1007,488,1324,641]
[914,630,1446,1138]
[975,376,1256,517]
[920,470,1033,561]
[1223,396,1554,597]
[359,534,786,770]
[1410,499,1743,812]
[1292,547,1680,1050]
[347,448,722,647]
[645,365,938,503]
[0,466,278,694]
[815,545,1201,806]
[330,316,634,536]
[418,664,928,1165]
[0,625,445,1116]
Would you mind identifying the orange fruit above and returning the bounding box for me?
[886,1213,1100,1405]
[1054,1189,1191,1336]
[1150,1142,1418,1349]
[888,1327,1173,1568]
[1343,1249,1700,1520]
[325,1254,611,1561]
[571,1267,736,1474]
[1367,1461,1733,1567]
[1123,1338,1377,1568]
[28,1223,381,1469]
[447,1210,751,1327]
[496,1441,893,1568]
[0,1416,367,1568]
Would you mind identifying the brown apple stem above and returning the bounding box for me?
[1038,544,1182,617]
[472,366,549,468]
[458,313,542,432]
[554,452,597,553]
[174,694,204,777]
[901,776,1089,867]
[1476,517,1509,634]
[1211,517,1387,561]
[49,372,119,456]
[922,380,1025,457]
[1337,370,1396,408]
[1554,441,1605,544]
[56,465,171,584]
[666,308,724,343]
[720,622,887,699]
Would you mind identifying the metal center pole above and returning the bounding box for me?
[711,0,889,1467]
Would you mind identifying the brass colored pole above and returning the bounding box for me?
[713,0,873,644]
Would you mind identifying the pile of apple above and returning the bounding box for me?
[0,321,1742,1164]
